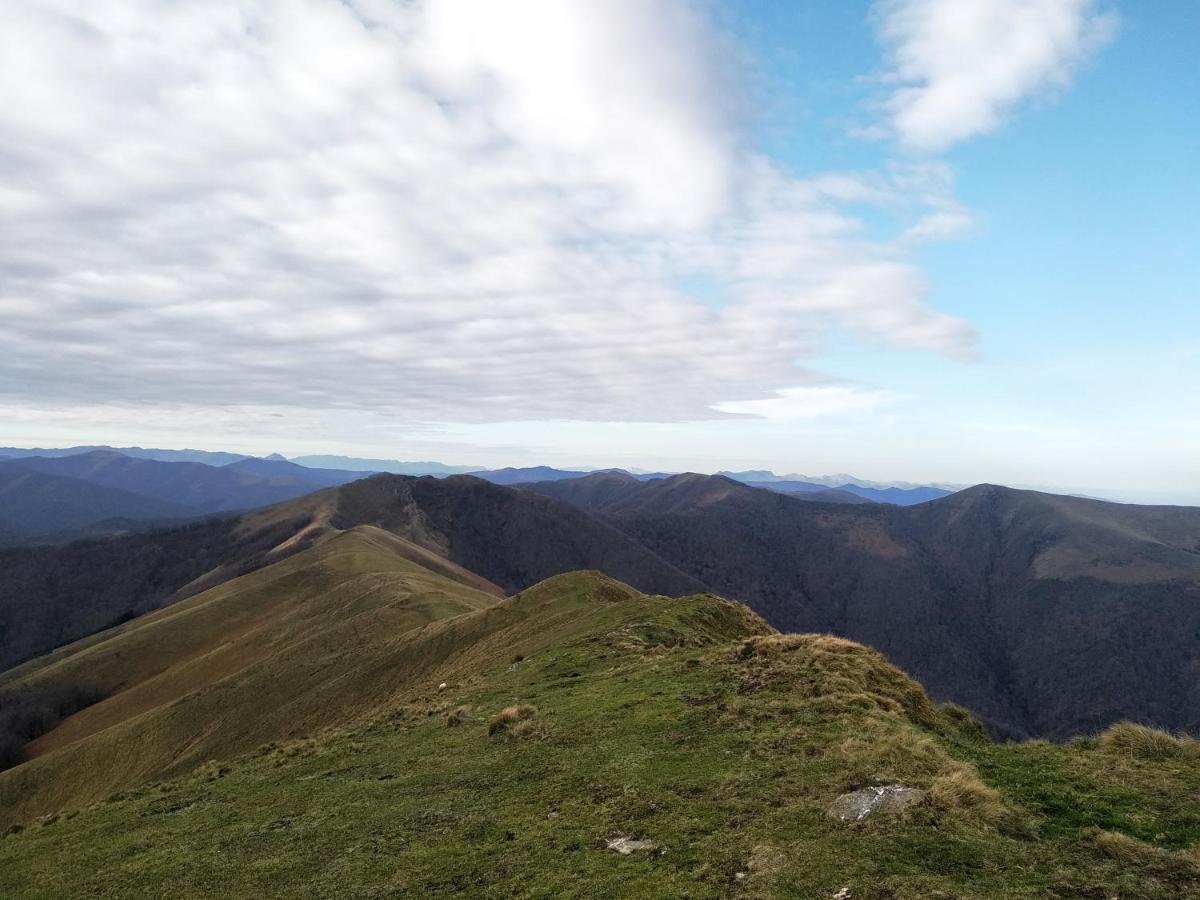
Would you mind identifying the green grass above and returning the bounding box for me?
[2,579,1199,898]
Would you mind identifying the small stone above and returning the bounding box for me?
[604,835,658,855]
[437,682,447,691]
[827,784,925,823]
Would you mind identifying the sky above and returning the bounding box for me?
[0,0,1196,502]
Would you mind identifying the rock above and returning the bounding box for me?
[827,784,925,823]
[604,835,659,855]
[437,682,447,691]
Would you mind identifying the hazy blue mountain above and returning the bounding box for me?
[836,484,952,505]
[721,469,953,504]
[741,478,831,493]
[468,466,590,484]
[0,445,251,466]
[745,481,873,504]
[290,455,480,475]
[717,469,782,482]
[0,463,195,540]
[7,451,338,516]
[222,457,367,488]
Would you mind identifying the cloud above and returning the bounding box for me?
[0,0,974,429]
[712,385,891,421]
[874,0,1118,151]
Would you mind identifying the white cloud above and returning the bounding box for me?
[712,385,891,421]
[874,0,1118,151]
[0,0,974,430]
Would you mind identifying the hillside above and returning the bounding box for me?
[524,474,1200,739]
[0,474,701,673]
[0,527,504,819]
[2,566,1198,898]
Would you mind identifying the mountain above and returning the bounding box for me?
[0,474,701,673]
[6,467,1200,742]
[0,465,195,541]
[721,469,957,503]
[836,483,952,505]
[523,473,1200,739]
[290,454,481,475]
[220,455,367,487]
[5,451,366,518]
[468,465,590,484]
[744,480,874,504]
[2,562,1199,897]
[0,445,250,466]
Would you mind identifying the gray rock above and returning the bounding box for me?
[827,784,926,823]
[604,835,659,854]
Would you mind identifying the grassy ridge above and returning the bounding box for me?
[0,527,502,820]
[2,574,1197,898]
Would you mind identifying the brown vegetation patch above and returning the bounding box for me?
[1097,722,1200,761]
[734,635,937,727]
[926,765,1025,832]
[488,704,537,737]
[1082,828,1200,879]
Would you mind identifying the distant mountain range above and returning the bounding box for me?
[0,466,194,538]
[0,451,370,541]
[294,456,956,498]
[0,444,252,467]
[0,445,961,505]
[289,454,481,475]
[724,473,954,505]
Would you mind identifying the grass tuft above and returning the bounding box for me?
[444,706,472,728]
[488,704,537,737]
[927,765,1026,833]
[1097,722,1200,761]
[1083,827,1200,878]
[833,720,948,785]
[194,760,231,783]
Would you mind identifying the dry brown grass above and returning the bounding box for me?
[444,706,472,728]
[488,704,537,737]
[734,635,936,727]
[1083,828,1200,878]
[834,719,1026,833]
[193,760,231,783]
[1097,722,1200,761]
[927,765,1023,832]
[833,720,948,785]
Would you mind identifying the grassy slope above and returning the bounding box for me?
[0,527,502,820]
[1,573,1198,898]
